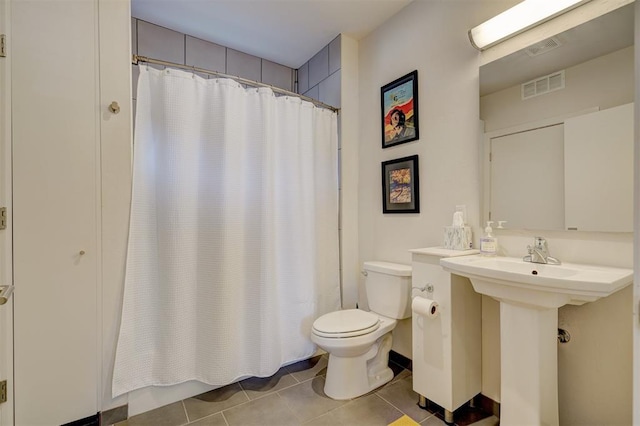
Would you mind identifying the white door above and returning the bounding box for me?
[11,0,99,424]
[0,0,14,423]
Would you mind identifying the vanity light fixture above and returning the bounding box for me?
[469,0,593,51]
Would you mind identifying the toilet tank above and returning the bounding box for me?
[363,261,412,319]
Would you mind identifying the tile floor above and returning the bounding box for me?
[114,354,499,426]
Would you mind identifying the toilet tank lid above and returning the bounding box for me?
[363,261,412,276]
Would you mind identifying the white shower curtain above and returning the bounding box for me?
[112,66,341,397]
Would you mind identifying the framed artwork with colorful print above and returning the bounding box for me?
[381,70,419,149]
[382,155,419,214]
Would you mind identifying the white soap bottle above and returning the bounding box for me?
[480,221,498,256]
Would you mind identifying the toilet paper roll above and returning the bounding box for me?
[412,297,439,318]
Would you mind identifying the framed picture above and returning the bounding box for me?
[381,155,419,214]
[381,70,419,149]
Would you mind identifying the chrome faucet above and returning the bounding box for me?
[523,237,561,265]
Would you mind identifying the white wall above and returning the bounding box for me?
[357,1,634,424]
[339,35,360,309]
[355,0,491,360]
[357,1,484,277]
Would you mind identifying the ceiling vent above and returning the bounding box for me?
[525,37,562,57]
[521,70,565,100]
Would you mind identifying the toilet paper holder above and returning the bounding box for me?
[413,284,434,294]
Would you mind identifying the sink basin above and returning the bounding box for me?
[440,254,633,425]
[440,255,632,309]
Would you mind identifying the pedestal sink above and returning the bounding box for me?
[440,255,633,426]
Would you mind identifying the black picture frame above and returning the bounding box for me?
[381,70,419,149]
[381,155,419,214]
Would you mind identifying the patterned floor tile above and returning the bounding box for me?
[278,376,348,423]
[376,376,430,423]
[183,382,249,422]
[119,353,497,426]
[284,355,328,382]
[187,412,227,426]
[240,368,299,400]
[223,393,299,426]
[307,394,404,425]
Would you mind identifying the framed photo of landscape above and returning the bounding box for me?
[381,155,419,213]
[381,70,419,149]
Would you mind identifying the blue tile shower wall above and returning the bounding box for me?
[131,17,298,132]
[131,18,341,114]
[131,17,295,102]
[298,35,341,109]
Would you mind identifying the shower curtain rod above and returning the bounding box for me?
[132,55,340,113]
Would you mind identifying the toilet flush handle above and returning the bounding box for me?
[361,270,368,277]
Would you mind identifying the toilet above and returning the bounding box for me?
[311,261,412,400]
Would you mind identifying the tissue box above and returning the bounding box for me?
[443,226,473,250]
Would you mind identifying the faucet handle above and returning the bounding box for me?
[534,236,547,249]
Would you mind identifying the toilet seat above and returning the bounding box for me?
[312,309,380,338]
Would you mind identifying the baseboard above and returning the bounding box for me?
[389,350,412,371]
[475,393,500,418]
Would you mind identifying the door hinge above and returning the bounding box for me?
[0,34,6,57]
[0,207,6,230]
[0,380,6,403]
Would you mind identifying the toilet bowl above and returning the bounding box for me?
[311,261,412,400]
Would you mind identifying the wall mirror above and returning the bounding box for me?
[480,4,634,232]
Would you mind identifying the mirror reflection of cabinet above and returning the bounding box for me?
[487,103,633,232]
[564,103,633,232]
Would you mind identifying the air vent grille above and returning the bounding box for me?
[521,70,565,100]
[525,37,562,57]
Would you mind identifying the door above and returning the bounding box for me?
[0,0,14,426]
[11,0,100,423]
[0,0,14,423]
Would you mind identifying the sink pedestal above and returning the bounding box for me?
[439,255,633,426]
[500,302,558,425]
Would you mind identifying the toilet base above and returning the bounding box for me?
[323,333,394,400]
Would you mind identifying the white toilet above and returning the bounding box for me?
[311,261,412,400]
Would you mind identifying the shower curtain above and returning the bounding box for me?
[112,66,341,397]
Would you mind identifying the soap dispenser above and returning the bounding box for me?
[480,221,498,256]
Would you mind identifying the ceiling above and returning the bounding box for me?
[131,1,634,92]
[480,3,635,96]
[131,0,414,69]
